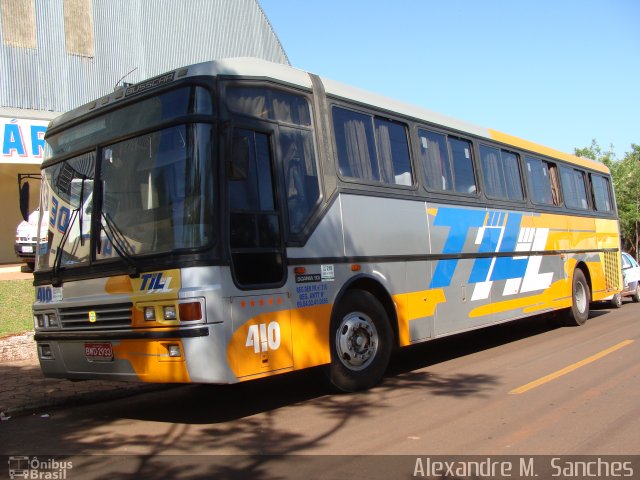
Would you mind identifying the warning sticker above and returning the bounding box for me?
[321,264,334,282]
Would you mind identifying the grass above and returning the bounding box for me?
[0,280,34,337]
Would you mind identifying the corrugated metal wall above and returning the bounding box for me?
[0,0,289,112]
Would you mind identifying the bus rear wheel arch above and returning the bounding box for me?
[328,289,393,392]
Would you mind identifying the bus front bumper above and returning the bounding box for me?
[33,326,212,383]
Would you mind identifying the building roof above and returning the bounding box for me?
[0,0,288,113]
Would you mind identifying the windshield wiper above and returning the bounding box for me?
[78,175,87,247]
[99,212,140,277]
[51,209,79,287]
[51,176,90,286]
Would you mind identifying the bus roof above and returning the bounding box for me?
[50,57,610,175]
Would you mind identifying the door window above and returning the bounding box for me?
[229,129,285,287]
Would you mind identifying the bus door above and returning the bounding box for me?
[227,127,293,377]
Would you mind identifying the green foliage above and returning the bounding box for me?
[576,140,640,256]
[615,145,640,255]
[0,280,34,337]
[574,139,616,167]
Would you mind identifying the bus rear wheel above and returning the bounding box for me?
[328,289,392,392]
[567,268,590,326]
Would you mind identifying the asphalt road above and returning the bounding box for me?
[1,301,638,479]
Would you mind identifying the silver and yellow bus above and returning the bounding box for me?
[28,58,621,391]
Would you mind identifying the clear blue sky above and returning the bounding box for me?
[260,0,639,158]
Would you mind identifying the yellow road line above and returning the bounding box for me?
[509,340,635,395]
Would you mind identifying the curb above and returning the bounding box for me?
[2,383,176,418]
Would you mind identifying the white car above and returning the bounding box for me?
[14,209,40,270]
[610,252,640,307]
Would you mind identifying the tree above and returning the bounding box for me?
[575,141,640,257]
[574,139,616,167]
[615,145,640,256]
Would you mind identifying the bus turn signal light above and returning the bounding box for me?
[179,302,202,322]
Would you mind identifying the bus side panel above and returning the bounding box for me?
[340,194,431,345]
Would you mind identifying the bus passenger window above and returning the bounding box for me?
[591,174,612,212]
[525,156,560,206]
[333,107,378,182]
[374,118,412,186]
[480,146,523,200]
[419,130,475,194]
[332,107,413,186]
[450,138,476,194]
[560,166,589,209]
[419,130,451,191]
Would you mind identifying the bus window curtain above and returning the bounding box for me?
[482,150,503,198]
[272,94,309,125]
[344,118,374,181]
[375,122,394,184]
[228,90,267,119]
[503,153,523,200]
[421,137,445,190]
[549,164,561,206]
[272,96,291,123]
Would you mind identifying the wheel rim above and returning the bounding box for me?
[335,312,379,371]
[575,281,587,314]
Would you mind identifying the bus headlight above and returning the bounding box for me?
[163,306,177,320]
[144,306,156,321]
[34,314,45,329]
[46,313,60,328]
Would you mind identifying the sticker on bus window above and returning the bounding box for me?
[421,137,428,149]
[321,264,335,282]
[465,148,470,159]
[52,287,63,302]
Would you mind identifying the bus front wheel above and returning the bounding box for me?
[567,269,590,326]
[328,289,392,392]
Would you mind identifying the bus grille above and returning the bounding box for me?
[604,251,620,290]
[59,302,133,329]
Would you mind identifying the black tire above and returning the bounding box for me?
[632,283,640,303]
[610,292,622,308]
[328,289,393,392]
[567,269,590,326]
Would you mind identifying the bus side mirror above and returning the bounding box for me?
[19,182,30,222]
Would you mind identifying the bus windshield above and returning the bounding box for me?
[97,124,214,260]
[37,88,215,272]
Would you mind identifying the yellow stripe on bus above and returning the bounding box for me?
[488,129,610,174]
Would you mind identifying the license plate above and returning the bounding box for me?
[22,246,34,253]
[84,342,113,361]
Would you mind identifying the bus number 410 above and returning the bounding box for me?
[246,322,281,353]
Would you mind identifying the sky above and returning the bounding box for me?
[259,0,639,158]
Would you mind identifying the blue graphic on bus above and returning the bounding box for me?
[429,207,551,298]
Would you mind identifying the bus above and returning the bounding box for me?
[26,58,621,392]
